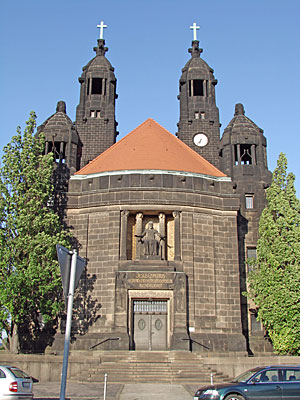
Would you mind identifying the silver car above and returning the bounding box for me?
[0,366,34,400]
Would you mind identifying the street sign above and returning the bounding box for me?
[56,244,86,297]
[56,245,86,400]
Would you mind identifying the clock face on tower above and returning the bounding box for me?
[193,133,208,147]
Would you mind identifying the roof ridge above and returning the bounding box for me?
[76,118,226,177]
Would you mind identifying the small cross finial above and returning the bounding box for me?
[97,21,107,40]
[190,22,200,41]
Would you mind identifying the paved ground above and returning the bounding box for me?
[118,384,193,400]
[33,381,195,400]
[33,381,122,400]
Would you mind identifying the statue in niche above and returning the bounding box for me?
[136,221,165,259]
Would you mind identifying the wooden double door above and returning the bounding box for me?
[133,300,168,350]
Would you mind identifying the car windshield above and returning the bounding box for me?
[232,369,259,383]
[8,367,30,379]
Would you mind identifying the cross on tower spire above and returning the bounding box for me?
[190,22,200,41]
[97,21,107,40]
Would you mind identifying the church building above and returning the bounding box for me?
[39,22,272,354]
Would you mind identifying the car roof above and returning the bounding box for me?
[262,365,300,368]
[0,366,25,372]
[248,365,300,372]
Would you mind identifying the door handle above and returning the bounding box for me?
[275,385,281,390]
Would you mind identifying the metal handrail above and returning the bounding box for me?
[181,337,210,351]
[89,337,121,350]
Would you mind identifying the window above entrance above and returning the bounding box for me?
[133,300,167,313]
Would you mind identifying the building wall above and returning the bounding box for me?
[183,209,245,351]
[47,172,246,352]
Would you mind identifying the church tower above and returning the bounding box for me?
[75,22,118,168]
[220,103,272,352]
[37,100,79,216]
[177,24,220,168]
[219,103,272,227]
[38,100,79,172]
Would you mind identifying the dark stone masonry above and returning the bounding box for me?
[40,25,272,355]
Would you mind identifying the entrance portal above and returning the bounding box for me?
[133,300,167,350]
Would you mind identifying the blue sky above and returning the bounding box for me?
[1,0,300,194]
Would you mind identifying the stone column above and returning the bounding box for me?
[120,210,129,260]
[135,213,143,260]
[60,142,65,162]
[251,144,256,165]
[237,144,241,165]
[159,213,166,260]
[190,80,194,96]
[173,211,181,261]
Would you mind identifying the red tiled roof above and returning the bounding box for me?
[75,118,226,177]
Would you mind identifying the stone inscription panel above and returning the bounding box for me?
[126,272,175,290]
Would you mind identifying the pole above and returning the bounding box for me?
[103,373,107,400]
[59,250,77,400]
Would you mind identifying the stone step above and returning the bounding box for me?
[90,369,173,375]
[90,367,211,374]
[88,371,218,379]
[70,350,230,384]
[87,376,224,384]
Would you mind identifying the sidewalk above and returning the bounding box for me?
[33,381,123,400]
[118,384,193,400]
[33,381,194,400]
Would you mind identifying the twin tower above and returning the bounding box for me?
[39,28,271,196]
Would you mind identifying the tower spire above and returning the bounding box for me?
[188,22,203,58]
[94,21,108,56]
[94,39,108,56]
[188,39,203,58]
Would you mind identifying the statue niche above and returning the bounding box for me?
[136,220,165,260]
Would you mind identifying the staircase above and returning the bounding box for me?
[70,351,230,384]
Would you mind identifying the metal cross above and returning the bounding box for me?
[190,22,200,41]
[97,21,107,40]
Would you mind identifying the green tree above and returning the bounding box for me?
[247,153,300,354]
[0,112,71,353]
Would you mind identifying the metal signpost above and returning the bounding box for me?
[56,245,86,400]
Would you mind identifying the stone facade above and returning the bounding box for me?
[49,172,245,352]
[40,31,272,354]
